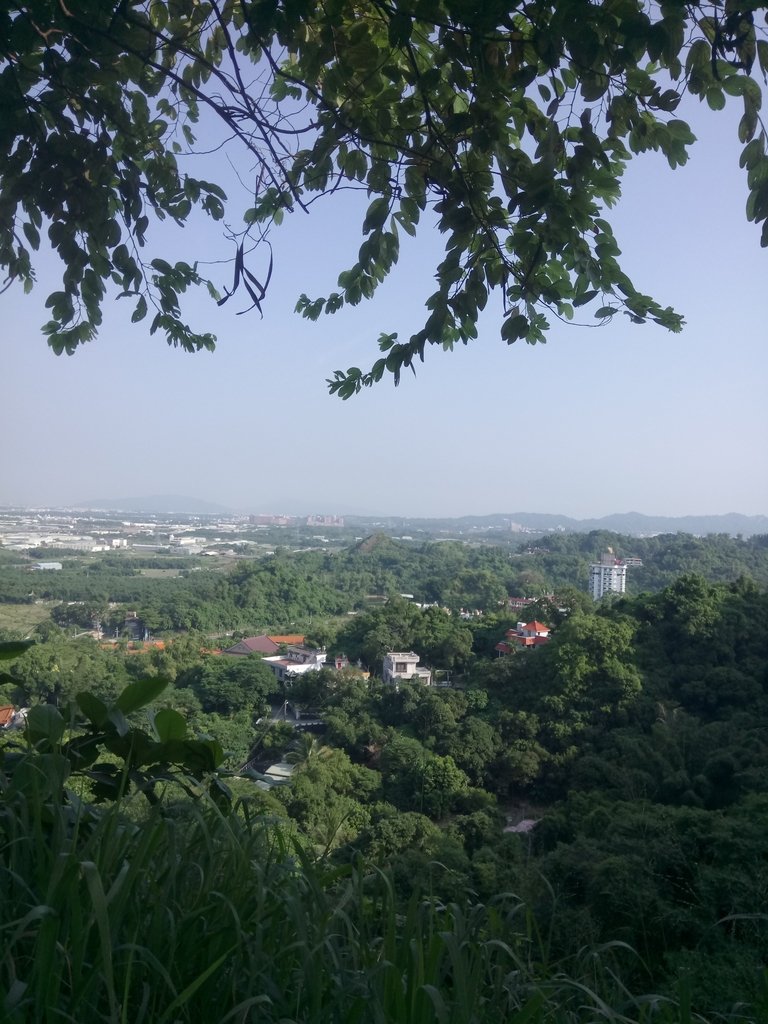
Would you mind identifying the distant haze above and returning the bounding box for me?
[6,497,766,537]
[82,495,233,515]
[2,99,766,522]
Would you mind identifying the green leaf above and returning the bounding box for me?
[86,763,123,801]
[26,705,65,746]
[722,74,746,98]
[131,295,148,323]
[345,149,368,181]
[362,198,389,234]
[387,11,412,48]
[573,289,599,307]
[80,862,117,1013]
[501,314,529,343]
[698,17,718,45]
[22,222,40,250]
[106,707,130,737]
[740,138,764,170]
[77,692,109,727]
[705,87,726,111]
[157,947,237,1024]
[151,708,187,742]
[0,640,34,662]
[162,738,224,773]
[508,993,545,1024]
[208,775,232,811]
[116,677,169,715]
[65,733,105,770]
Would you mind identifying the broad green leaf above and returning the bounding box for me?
[161,738,225,773]
[131,295,148,323]
[387,11,412,47]
[151,708,187,742]
[722,75,746,98]
[76,692,109,727]
[86,763,123,801]
[362,198,390,234]
[706,87,726,111]
[0,640,34,662]
[116,677,169,715]
[22,222,40,249]
[106,707,130,737]
[740,138,764,170]
[26,704,65,745]
[739,106,758,144]
[208,775,233,811]
[501,314,529,343]
[104,727,159,766]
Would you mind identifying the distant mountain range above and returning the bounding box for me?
[72,498,767,537]
[592,512,768,537]
[462,511,768,537]
[345,511,768,538]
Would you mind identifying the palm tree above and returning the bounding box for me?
[284,732,333,768]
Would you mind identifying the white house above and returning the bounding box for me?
[262,645,327,684]
[382,651,432,687]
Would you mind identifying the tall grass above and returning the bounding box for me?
[0,751,742,1023]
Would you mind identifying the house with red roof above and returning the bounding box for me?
[495,620,551,655]
[222,634,306,656]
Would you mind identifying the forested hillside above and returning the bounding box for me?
[2,530,767,638]
[2,569,767,1019]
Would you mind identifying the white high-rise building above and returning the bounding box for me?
[589,551,627,600]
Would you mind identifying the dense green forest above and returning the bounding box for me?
[2,559,767,1020]
[2,530,768,637]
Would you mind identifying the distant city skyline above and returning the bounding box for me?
[68,499,768,518]
[1,493,767,519]
[2,97,766,520]
[2,499,766,541]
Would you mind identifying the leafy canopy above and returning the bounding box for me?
[3,0,768,394]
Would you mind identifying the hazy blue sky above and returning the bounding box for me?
[2,94,766,518]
